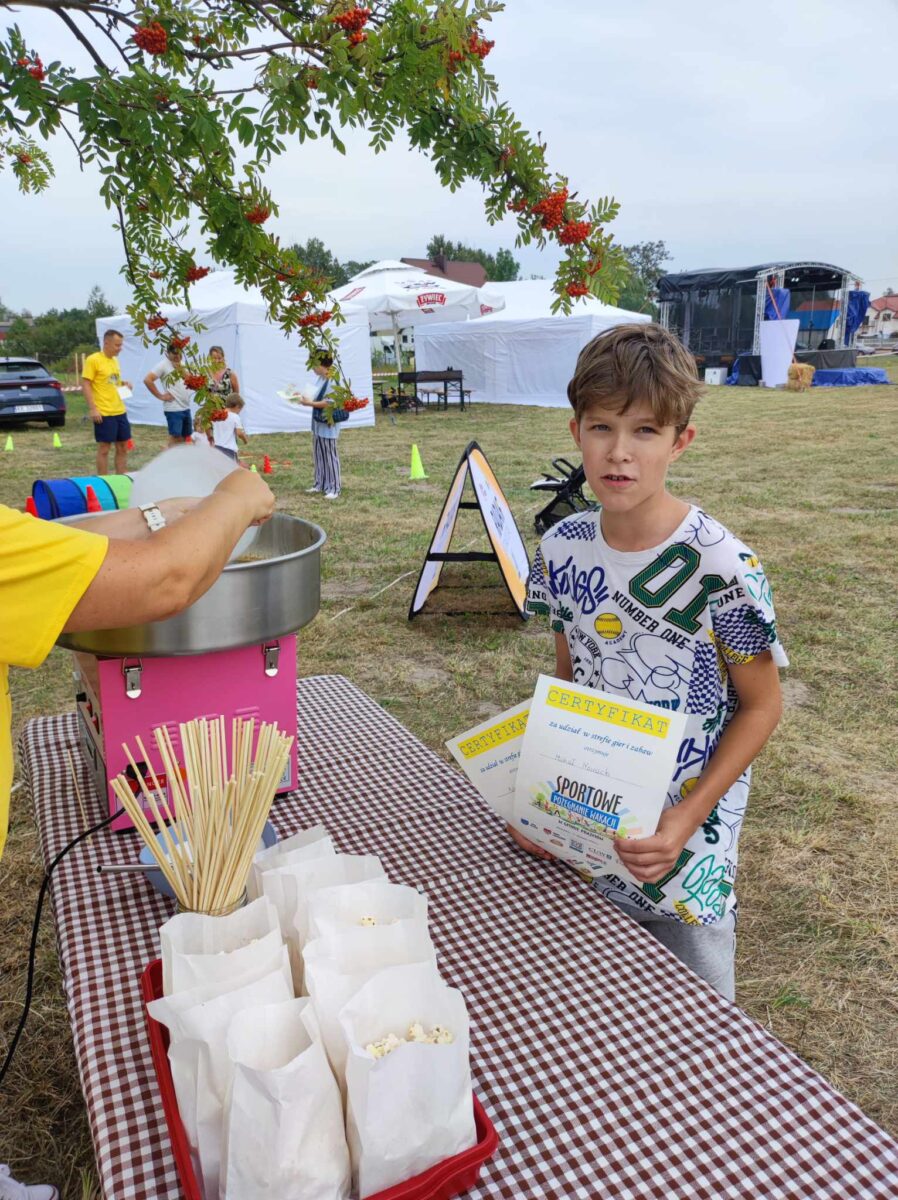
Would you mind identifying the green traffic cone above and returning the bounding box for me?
[250,463,258,472]
[3,434,12,452]
[409,443,427,480]
[52,432,62,448]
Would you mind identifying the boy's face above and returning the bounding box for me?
[570,399,695,516]
[312,363,331,378]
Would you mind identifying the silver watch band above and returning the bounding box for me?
[138,502,166,533]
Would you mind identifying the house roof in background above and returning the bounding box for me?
[401,257,487,287]
[870,296,898,313]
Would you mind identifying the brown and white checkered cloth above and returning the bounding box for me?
[21,675,898,1199]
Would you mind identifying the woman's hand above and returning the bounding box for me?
[214,469,275,526]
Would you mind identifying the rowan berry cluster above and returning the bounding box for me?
[557,220,592,245]
[245,204,271,225]
[290,290,309,301]
[566,281,589,298]
[298,311,333,328]
[17,153,33,164]
[342,396,369,412]
[147,315,167,331]
[183,373,207,390]
[332,7,371,32]
[169,335,191,350]
[531,188,568,231]
[467,32,494,59]
[133,23,168,55]
[17,56,45,81]
[184,265,211,283]
[349,31,367,44]
[209,408,229,422]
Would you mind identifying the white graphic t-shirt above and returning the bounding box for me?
[150,357,191,412]
[527,505,787,926]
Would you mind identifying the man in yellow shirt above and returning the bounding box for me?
[81,330,132,476]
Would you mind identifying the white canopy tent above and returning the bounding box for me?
[96,269,375,434]
[329,259,504,368]
[414,279,650,407]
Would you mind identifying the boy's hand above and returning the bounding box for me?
[614,807,694,884]
[506,822,555,861]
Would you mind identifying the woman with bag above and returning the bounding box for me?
[207,345,241,402]
[298,353,347,500]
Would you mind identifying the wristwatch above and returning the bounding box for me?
[138,502,167,533]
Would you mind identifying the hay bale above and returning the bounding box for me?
[786,363,816,392]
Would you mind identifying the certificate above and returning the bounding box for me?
[512,675,686,878]
[446,701,530,821]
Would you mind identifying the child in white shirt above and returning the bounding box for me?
[212,393,248,461]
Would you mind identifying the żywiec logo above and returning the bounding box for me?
[416,292,446,309]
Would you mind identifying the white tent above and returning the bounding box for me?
[96,269,375,434]
[414,279,650,407]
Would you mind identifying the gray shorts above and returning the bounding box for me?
[611,898,736,1001]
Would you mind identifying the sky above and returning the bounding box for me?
[2,0,897,314]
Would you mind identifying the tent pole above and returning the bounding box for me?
[392,317,403,376]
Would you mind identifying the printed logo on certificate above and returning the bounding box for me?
[513,675,686,878]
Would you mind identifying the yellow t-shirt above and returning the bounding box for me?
[82,351,126,416]
[0,507,108,858]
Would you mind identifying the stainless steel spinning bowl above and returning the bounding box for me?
[56,513,326,656]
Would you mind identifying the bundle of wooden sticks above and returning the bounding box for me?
[110,717,292,913]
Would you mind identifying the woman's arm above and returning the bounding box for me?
[63,472,275,632]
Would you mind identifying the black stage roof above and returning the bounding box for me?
[657,262,849,299]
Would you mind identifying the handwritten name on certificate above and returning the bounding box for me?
[446,701,530,821]
[512,675,686,877]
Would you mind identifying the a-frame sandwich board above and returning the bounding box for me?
[408,441,531,620]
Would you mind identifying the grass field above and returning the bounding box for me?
[1,366,897,1195]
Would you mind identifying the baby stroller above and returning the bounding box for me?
[530,457,596,534]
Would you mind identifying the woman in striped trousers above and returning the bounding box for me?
[300,353,342,499]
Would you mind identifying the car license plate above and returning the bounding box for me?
[13,404,46,414]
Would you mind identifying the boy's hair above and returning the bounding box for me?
[224,392,245,410]
[567,323,702,431]
[103,329,123,343]
[314,350,334,368]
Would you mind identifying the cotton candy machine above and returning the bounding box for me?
[56,513,326,830]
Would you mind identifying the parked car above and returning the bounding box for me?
[0,357,66,427]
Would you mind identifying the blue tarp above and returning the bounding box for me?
[812,368,889,387]
[794,304,838,332]
[764,287,791,320]
[845,290,869,345]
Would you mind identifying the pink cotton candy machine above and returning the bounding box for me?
[56,513,326,831]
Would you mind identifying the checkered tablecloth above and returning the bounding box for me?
[21,675,898,1200]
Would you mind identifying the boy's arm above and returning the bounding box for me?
[507,631,574,860]
[615,651,783,884]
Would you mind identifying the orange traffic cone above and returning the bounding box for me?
[25,496,38,517]
[85,485,103,513]
[127,438,135,451]
[262,455,273,475]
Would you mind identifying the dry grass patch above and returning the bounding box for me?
[1,368,897,1188]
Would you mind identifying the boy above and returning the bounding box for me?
[297,352,342,499]
[144,342,194,446]
[81,329,132,475]
[518,323,786,1000]
[211,393,249,461]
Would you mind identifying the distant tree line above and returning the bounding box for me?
[1,286,116,371]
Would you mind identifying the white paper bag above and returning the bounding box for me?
[160,897,282,996]
[148,951,294,1200]
[339,962,476,1198]
[263,854,385,992]
[248,825,334,901]
[307,879,428,942]
[303,924,436,1086]
[222,998,351,1200]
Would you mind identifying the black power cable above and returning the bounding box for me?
[0,805,125,1090]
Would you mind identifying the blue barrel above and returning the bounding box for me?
[71,476,118,511]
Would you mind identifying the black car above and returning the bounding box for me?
[0,357,66,427]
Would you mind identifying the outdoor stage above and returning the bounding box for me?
[729,347,857,386]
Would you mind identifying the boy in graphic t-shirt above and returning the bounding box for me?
[521,323,787,1000]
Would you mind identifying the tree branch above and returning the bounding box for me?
[53,7,110,74]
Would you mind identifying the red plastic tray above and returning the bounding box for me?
[141,959,498,1200]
